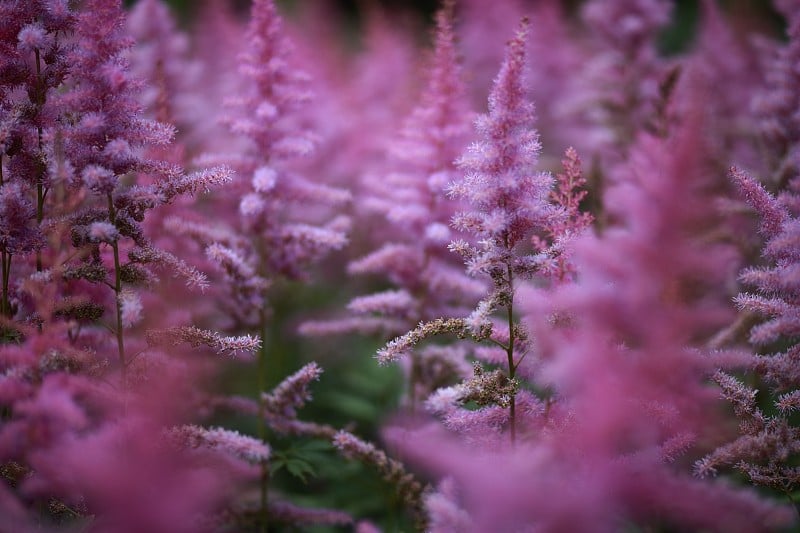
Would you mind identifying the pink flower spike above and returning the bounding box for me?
[730,167,788,238]
[166,425,270,464]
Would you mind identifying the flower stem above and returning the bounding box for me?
[107,193,125,378]
[1,252,11,319]
[257,306,269,532]
[34,49,44,273]
[0,155,10,321]
[506,264,516,446]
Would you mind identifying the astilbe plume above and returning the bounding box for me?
[0,0,243,528]
[571,0,673,156]
[58,0,231,372]
[684,0,763,173]
[165,0,353,529]
[206,362,427,529]
[697,168,800,512]
[184,0,349,327]
[752,0,800,187]
[126,0,228,354]
[513,104,787,530]
[301,2,483,405]
[379,17,593,458]
[0,0,73,320]
[438,18,578,441]
[126,0,203,156]
[389,45,790,531]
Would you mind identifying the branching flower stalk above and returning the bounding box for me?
[0,155,4,317]
[697,168,800,518]
[107,192,126,377]
[34,45,45,273]
[0,2,73,321]
[1,152,9,318]
[505,263,517,443]
[377,18,592,448]
[192,0,350,528]
[299,1,483,414]
[447,18,557,445]
[61,0,231,376]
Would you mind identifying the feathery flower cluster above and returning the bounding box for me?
[753,0,800,185]
[697,168,800,497]
[2,0,800,531]
[302,2,482,342]
[166,425,272,464]
[332,430,427,528]
[146,326,261,358]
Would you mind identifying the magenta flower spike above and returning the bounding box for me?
[302,1,482,345]
[698,167,800,508]
[127,0,204,159]
[571,0,673,157]
[2,0,799,530]
[752,0,800,185]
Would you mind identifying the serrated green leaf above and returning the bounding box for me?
[285,458,316,483]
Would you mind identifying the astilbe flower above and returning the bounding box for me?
[165,1,352,529]
[166,425,271,464]
[457,0,527,108]
[697,168,800,511]
[0,1,244,528]
[0,0,73,319]
[570,0,673,157]
[513,107,787,530]
[355,0,481,321]
[379,17,594,451]
[206,362,426,528]
[301,2,482,405]
[752,0,800,187]
[388,75,791,532]
[56,0,231,373]
[442,17,570,442]
[531,146,594,282]
[376,29,596,514]
[127,0,203,156]
[683,0,764,173]
[183,0,349,329]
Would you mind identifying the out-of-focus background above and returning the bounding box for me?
[117,1,795,531]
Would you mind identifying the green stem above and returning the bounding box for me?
[1,252,11,319]
[107,194,125,378]
[34,49,44,273]
[36,181,43,273]
[0,157,5,320]
[257,306,269,533]
[506,263,516,446]
[0,156,10,321]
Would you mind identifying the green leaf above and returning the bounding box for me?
[284,458,316,483]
